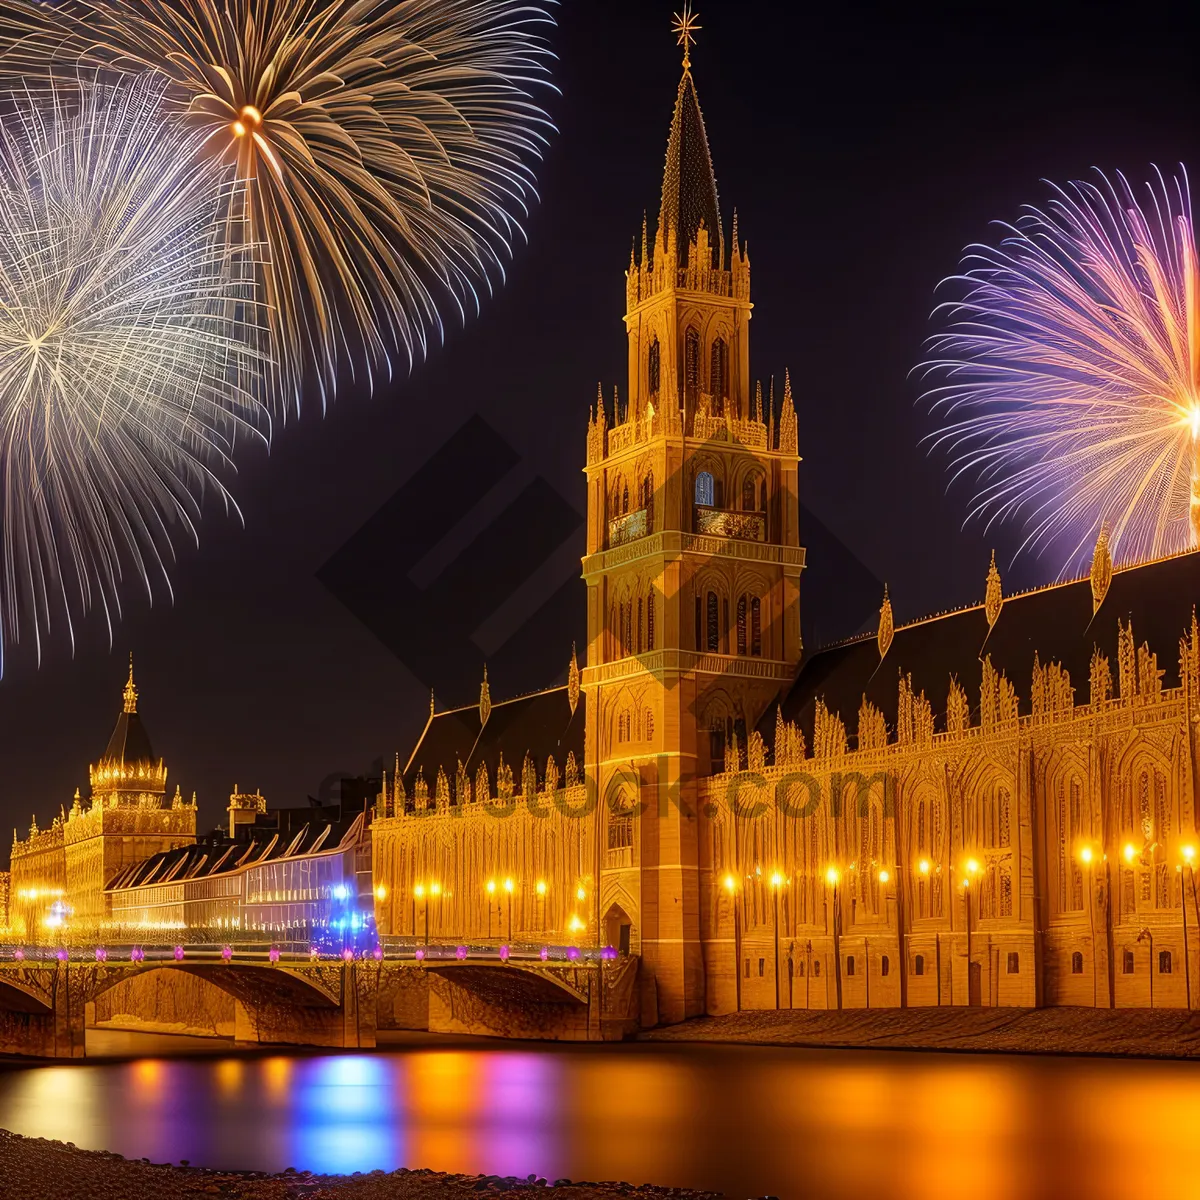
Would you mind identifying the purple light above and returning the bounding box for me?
[130,946,145,962]
[309,945,319,959]
[455,944,467,960]
[602,945,618,961]
[56,947,68,962]
[95,947,107,962]
[12,949,24,962]
[268,946,281,964]
[414,947,426,961]
[567,946,580,962]
[498,945,509,962]
[174,945,185,961]
[221,945,233,961]
[341,948,353,962]
[372,945,383,961]
[539,946,549,962]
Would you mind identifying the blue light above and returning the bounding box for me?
[332,884,350,902]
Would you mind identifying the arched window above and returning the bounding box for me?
[1007,953,1020,974]
[742,476,756,511]
[1123,950,1135,974]
[759,479,768,511]
[710,337,728,410]
[645,710,654,740]
[695,470,714,507]
[622,483,629,515]
[736,596,748,656]
[685,327,700,407]
[641,473,653,512]
[914,955,925,976]
[751,598,762,657]
[813,960,821,977]
[709,725,726,767]
[647,593,655,651]
[881,956,890,977]
[1160,950,1173,974]
[636,597,644,654]
[846,956,856,977]
[648,338,661,396]
[1071,951,1084,974]
[706,592,719,652]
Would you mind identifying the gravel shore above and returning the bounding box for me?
[640,1005,1200,1057]
[0,1130,725,1200]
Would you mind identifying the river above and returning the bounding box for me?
[0,1030,1195,1199]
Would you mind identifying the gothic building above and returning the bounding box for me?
[372,31,1200,1023]
[7,662,197,938]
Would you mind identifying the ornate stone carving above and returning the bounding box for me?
[946,676,970,735]
[858,697,888,751]
[568,644,581,715]
[778,368,798,454]
[1089,648,1113,706]
[479,665,491,728]
[897,674,934,745]
[878,584,894,661]
[773,706,807,764]
[813,698,847,759]
[985,551,1003,629]
[1091,522,1113,614]
[1032,654,1074,717]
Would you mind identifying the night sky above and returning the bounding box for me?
[1,0,1196,838]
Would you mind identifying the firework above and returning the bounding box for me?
[919,166,1199,575]
[0,74,266,672]
[3,0,556,412]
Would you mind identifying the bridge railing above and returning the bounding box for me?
[0,940,626,967]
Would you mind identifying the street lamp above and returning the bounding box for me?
[724,873,741,1011]
[1076,843,1099,1007]
[1179,845,1196,1009]
[536,879,548,933]
[962,858,981,1003]
[486,879,496,941]
[770,871,784,1010]
[825,866,842,1010]
[504,877,515,944]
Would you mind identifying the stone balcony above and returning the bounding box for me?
[695,507,765,542]
[609,508,649,548]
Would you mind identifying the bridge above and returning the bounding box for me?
[0,942,640,1057]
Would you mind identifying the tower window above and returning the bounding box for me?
[706,592,719,652]
[709,726,726,767]
[742,477,756,511]
[914,954,925,976]
[1071,952,1083,974]
[641,473,653,512]
[736,596,747,657]
[1008,953,1020,974]
[1160,950,1173,974]
[685,327,700,407]
[881,955,890,977]
[695,471,714,507]
[846,956,855,977]
[648,338,661,396]
[1123,949,1135,974]
[710,337,728,410]
[751,598,762,657]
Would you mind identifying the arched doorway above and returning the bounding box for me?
[604,903,634,956]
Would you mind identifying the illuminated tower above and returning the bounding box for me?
[581,10,804,1023]
[62,657,197,926]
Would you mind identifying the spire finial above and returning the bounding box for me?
[123,653,138,714]
[672,4,701,72]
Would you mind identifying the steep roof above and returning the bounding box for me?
[658,67,722,265]
[100,659,156,765]
[771,549,1200,747]
[107,811,365,892]
[402,685,585,794]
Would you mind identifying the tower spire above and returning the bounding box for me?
[658,6,720,267]
[123,653,137,714]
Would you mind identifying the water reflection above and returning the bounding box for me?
[0,1040,1198,1199]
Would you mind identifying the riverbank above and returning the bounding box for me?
[641,1005,1200,1057]
[0,1130,725,1200]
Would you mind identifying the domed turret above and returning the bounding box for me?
[88,655,167,806]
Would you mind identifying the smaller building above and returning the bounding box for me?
[106,790,372,940]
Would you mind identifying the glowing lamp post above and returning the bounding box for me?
[825,866,843,1010]
[485,879,496,941]
[504,877,515,944]
[724,873,741,1011]
[1180,844,1197,1009]
[770,872,785,1010]
[1075,843,1104,1007]
[962,858,981,1001]
[536,880,547,933]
